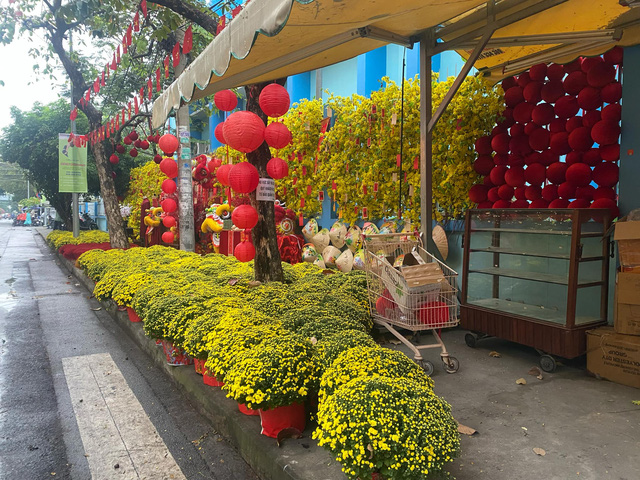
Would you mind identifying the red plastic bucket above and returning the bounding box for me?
[238,403,260,416]
[126,307,142,323]
[259,403,306,438]
[193,358,205,375]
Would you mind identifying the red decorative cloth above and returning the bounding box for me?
[277,234,303,264]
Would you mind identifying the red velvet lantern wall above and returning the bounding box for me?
[469,184,489,203]
[235,240,256,263]
[231,205,259,230]
[264,122,292,149]
[158,134,179,155]
[266,157,289,180]
[258,84,290,118]
[216,164,232,186]
[214,90,238,112]
[228,162,260,193]
[160,158,178,178]
[223,111,265,153]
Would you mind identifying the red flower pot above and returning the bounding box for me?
[238,403,260,416]
[193,358,205,375]
[126,307,141,323]
[203,370,224,387]
[160,340,193,366]
[259,403,306,438]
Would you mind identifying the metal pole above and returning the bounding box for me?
[175,29,195,252]
[419,28,437,254]
[70,32,79,237]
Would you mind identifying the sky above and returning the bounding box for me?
[0,34,64,131]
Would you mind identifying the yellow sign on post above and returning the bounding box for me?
[58,133,87,193]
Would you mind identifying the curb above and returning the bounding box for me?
[53,249,345,480]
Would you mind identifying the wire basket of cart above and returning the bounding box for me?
[363,232,460,375]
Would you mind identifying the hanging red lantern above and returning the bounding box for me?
[266,157,289,179]
[259,83,290,117]
[264,122,292,149]
[159,158,178,178]
[591,198,619,219]
[216,164,232,186]
[207,157,222,173]
[581,56,603,73]
[554,96,579,119]
[550,132,571,156]
[530,198,549,208]
[504,87,524,107]
[591,120,621,146]
[214,90,238,111]
[524,163,546,185]
[129,148,138,157]
[487,187,500,202]
[523,82,542,103]
[491,133,510,154]
[489,165,508,186]
[587,62,616,88]
[498,184,514,200]
[593,162,619,187]
[134,139,142,148]
[234,240,255,262]
[161,197,177,213]
[528,128,550,151]
[468,184,489,203]
[223,111,265,153]
[161,231,174,244]
[546,162,568,185]
[214,122,226,144]
[558,181,577,200]
[525,185,542,201]
[577,87,602,111]
[594,186,616,201]
[601,82,622,104]
[541,81,564,103]
[504,167,525,187]
[563,71,588,95]
[604,46,623,65]
[115,144,125,154]
[569,198,591,208]
[229,162,260,193]
[601,103,622,123]
[153,154,163,164]
[162,179,177,194]
[140,140,150,150]
[549,198,569,208]
[531,103,554,126]
[232,205,259,229]
[123,136,133,145]
[566,163,592,187]
[158,133,179,155]
[542,184,559,202]
[109,154,119,165]
[129,131,139,141]
[600,144,620,162]
[568,127,593,152]
[163,216,176,228]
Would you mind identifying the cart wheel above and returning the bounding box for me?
[464,333,477,348]
[539,354,557,373]
[442,356,460,374]
[419,360,434,376]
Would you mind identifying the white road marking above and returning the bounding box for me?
[62,353,187,480]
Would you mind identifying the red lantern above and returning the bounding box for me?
[504,167,525,187]
[600,144,620,162]
[529,198,549,208]
[158,134,179,155]
[115,144,125,154]
[134,139,142,148]
[591,120,620,146]
[509,135,531,156]
[513,102,534,124]
[546,162,568,184]
[162,216,176,228]
[160,158,178,178]
[541,81,564,103]
[512,199,529,208]
[473,155,493,175]
[532,103,554,126]
[216,164,232,186]
[563,71,588,95]
[474,136,493,155]
[554,96,579,119]
[510,123,525,137]
[594,187,616,201]
[129,148,138,157]
[129,131,139,141]
[547,63,564,81]
[487,187,500,202]
[502,76,517,90]
[498,184,514,200]
[162,179,177,194]
[504,86,524,107]
[539,151,558,166]
[469,184,489,203]
[566,151,583,165]
[549,198,569,208]
[207,157,222,172]
[576,185,596,201]
[162,231,174,244]
[214,90,238,112]
[516,186,528,198]
[264,122,292,149]
[140,140,150,150]
[564,58,583,74]
[493,153,509,165]
[542,184,559,201]
[491,133,510,154]
[523,82,543,103]
[235,240,255,262]
[525,185,542,201]
[528,128,550,151]
[153,154,163,164]
[582,110,601,128]
[489,165,508,186]
[601,82,622,104]
[516,72,531,87]
[587,62,616,88]
[566,163,592,187]
[604,46,623,65]
[123,136,133,145]
[601,104,621,123]
[223,111,265,153]
[214,122,226,144]
[161,197,177,213]
[492,199,511,209]
[549,118,567,133]
[228,162,260,193]
[568,127,593,152]
[529,63,547,82]
[259,83,290,117]
[109,154,119,165]
[577,87,602,111]
[591,198,619,219]
[266,157,289,179]
[524,163,546,185]
[593,162,619,187]
[569,198,591,208]
[231,204,259,229]
[581,56,603,73]
[550,132,571,156]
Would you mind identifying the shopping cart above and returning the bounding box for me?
[363,232,460,375]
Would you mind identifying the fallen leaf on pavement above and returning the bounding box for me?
[537,374,543,380]
[516,378,527,385]
[489,351,501,358]
[456,423,478,436]
[632,400,640,406]
[528,366,542,376]
[276,427,302,447]
[90,307,102,311]
[389,339,401,345]
[533,448,546,456]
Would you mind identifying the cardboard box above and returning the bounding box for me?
[615,273,640,336]
[381,259,444,313]
[614,220,640,268]
[586,327,640,389]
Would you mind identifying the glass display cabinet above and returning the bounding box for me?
[461,209,611,372]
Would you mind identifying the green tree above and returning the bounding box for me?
[18,197,42,208]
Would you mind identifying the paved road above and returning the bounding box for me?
[0,220,258,480]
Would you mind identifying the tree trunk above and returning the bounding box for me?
[91,140,128,248]
[245,81,285,283]
[50,193,73,231]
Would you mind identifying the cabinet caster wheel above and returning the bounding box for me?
[418,360,434,376]
[465,333,477,348]
[442,356,459,374]
[539,354,557,373]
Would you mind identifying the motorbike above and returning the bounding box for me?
[79,212,98,230]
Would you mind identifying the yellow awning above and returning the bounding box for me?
[152,0,640,128]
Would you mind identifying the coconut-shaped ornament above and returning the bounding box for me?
[362,222,380,236]
[302,218,318,242]
[322,245,342,267]
[302,243,319,263]
[335,249,354,273]
[352,249,366,271]
[313,257,326,269]
[379,221,397,234]
[312,228,331,253]
[329,221,348,248]
[345,225,363,252]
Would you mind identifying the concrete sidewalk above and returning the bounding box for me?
[43,228,640,480]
